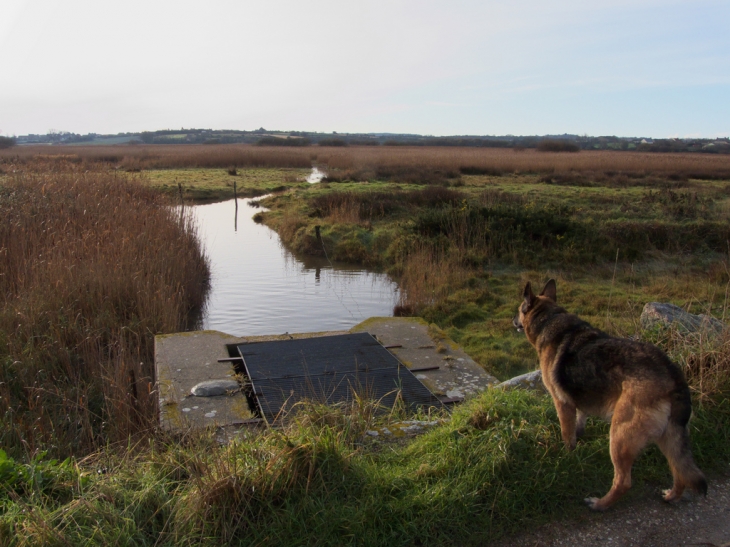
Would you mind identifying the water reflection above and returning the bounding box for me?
[192,198,398,336]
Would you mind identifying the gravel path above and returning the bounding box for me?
[493,472,730,547]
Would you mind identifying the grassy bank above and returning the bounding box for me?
[256,171,730,380]
[1,388,729,546]
[143,167,309,202]
[1,150,729,545]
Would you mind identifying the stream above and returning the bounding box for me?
[192,197,399,336]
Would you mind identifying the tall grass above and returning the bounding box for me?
[643,325,730,403]
[0,165,209,457]
[310,186,463,223]
[4,144,730,179]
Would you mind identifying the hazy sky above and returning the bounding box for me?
[1,0,728,137]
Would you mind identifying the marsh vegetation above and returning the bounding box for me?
[1,145,729,545]
[0,164,209,458]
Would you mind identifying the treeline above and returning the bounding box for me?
[0,136,16,149]
[12,129,730,154]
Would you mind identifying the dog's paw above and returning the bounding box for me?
[584,497,607,511]
[662,488,680,502]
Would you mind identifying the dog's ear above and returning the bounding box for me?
[540,279,557,302]
[523,281,536,307]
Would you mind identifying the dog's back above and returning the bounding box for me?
[545,314,684,415]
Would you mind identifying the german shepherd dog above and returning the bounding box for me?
[513,279,707,511]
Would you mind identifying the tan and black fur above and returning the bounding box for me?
[513,279,706,511]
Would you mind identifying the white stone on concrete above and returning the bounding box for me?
[191,379,240,397]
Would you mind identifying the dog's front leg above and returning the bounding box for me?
[555,399,578,450]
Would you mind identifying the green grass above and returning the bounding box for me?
[254,171,730,380]
[2,389,729,546]
[142,167,310,201]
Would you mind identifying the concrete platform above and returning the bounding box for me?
[351,317,499,400]
[156,330,252,431]
[155,329,348,431]
[155,318,498,432]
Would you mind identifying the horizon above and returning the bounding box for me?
[9,127,729,142]
[1,1,728,138]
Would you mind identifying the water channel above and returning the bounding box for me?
[192,197,399,336]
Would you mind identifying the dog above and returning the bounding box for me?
[513,279,707,511]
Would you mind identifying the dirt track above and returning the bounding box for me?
[494,471,730,547]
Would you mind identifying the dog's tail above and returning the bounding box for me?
[657,385,707,500]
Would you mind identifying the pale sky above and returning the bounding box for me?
[1,0,728,138]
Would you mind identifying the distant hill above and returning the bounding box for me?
[13,129,730,154]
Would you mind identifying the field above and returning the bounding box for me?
[0,145,729,545]
[6,143,730,178]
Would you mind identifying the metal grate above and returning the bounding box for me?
[236,332,442,424]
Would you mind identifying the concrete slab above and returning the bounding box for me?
[155,320,497,432]
[351,317,498,401]
[155,329,349,432]
[156,330,252,431]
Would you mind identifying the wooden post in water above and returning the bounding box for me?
[234,180,238,232]
[177,181,184,224]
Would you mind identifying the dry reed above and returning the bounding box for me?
[648,326,730,402]
[4,145,730,178]
[0,165,209,457]
[395,245,471,315]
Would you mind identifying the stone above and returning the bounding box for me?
[496,370,546,392]
[190,379,240,397]
[640,302,725,335]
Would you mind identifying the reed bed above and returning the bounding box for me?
[4,144,730,179]
[0,165,209,457]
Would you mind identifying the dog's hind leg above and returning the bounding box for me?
[555,399,578,450]
[576,409,587,438]
[656,421,707,502]
[585,399,651,511]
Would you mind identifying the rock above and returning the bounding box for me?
[496,370,546,392]
[640,302,725,335]
[190,379,240,397]
[445,389,465,399]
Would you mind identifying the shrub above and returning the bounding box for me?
[257,137,311,147]
[309,187,464,222]
[413,202,593,262]
[459,166,504,176]
[318,138,348,147]
[537,139,580,152]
